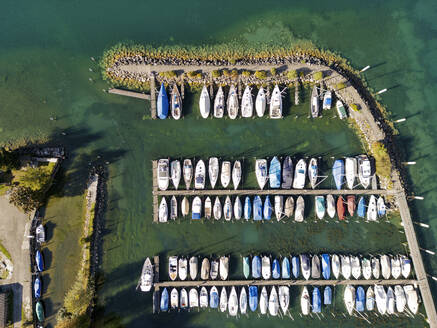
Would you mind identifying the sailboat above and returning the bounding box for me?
[312,287,321,313]
[259,287,268,314]
[255,87,266,117]
[180,288,188,310]
[367,195,377,221]
[301,286,310,315]
[208,157,219,189]
[395,285,406,313]
[157,83,169,119]
[292,256,300,278]
[194,160,206,189]
[263,195,272,220]
[282,257,290,279]
[210,286,219,309]
[213,86,225,118]
[380,255,391,280]
[227,85,239,119]
[249,286,258,312]
[331,254,341,279]
[204,197,212,219]
[347,195,356,216]
[300,254,311,280]
[391,256,401,279]
[34,276,42,299]
[269,156,281,188]
[219,287,228,312]
[189,257,198,280]
[315,196,326,219]
[241,85,253,117]
[293,159,306,189]
[228,287,239,316]
[168,256,178,281]
[171,84,182,120]
[36,301,45,322]
[336,100,347,119]
[189,288,199,308]
[191,196,202,220]
[357,196,366,218]
[344,285,355,315]
[357,155,371,188]
[355,286,365,312]
[324,286,332,305]
[170,160,181,189]
[295,196,305,222]
[311,255,321,279]
[220,161,231,188]
[268,286,279,316]
[232,160,242,189]
[377,196,386,217]
[262,256,271,279]
[282,156,293,189]
[362,257,372,280]
[213,197,222,220]
[341,255,351,279]
[351,256,361,279]
[201,258,210,280]
[372,257,380,279]
[200,287,208,308]
[284,196,294,218]
[366,286,375,311]
[253,195,263,221]
[210,259,219,280]
[181,197,189,217]
[223,196,232,221]
[269,85,282,118]
[178,257,188,280]
[170,288,178,309]
[321,254,331,280]
[337,196,345,221]
[274,195,283,221]
[272,258,281,279]
[279,286,290,314]
[332,159,345,190]
[308,158,318,189]
[158,197,168,223]
[311,85,320,118]
[160,288,169,311]
[183,159,192,190]
[244,196,252,220]
[139,258,154,292]
[243,256,250,279]
[199,85,210,118]
[386,287,395,314]
[219,256,229,280]
[234,196,242,220]
[323,90,332,110]
[255,159,268,189]
[252,255,261,278]
[170,196,177,220]
[345,157,357,189]
[157,158,169,191]
[327,194,336,218]
[404,285,419,314]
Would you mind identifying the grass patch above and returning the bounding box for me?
[0,240,11,261]
[372,141,392,180]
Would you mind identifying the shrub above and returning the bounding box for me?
[222,69,230,77]
[158,71,177,79]
[336,82,346,90]
[229,59,236,65]
[187,71,197,78]
[242,70,251,77]
[211,70,221,78]
[254,70,267,79]
[371,142,391,179]
[287,70,298,80]
[313,71,323,81]
[230,69,238,78]
[17,167,51,191]
[270,68,277,76]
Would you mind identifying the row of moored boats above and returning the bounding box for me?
[168,256,229,281]
[34,223,46,323]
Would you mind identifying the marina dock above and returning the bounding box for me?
[108,88,150,100]
[154,189,396,196]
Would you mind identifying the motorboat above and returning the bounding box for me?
[274,195,283,220]
[351,256,361,279]
[367,195,377,221]
[380,255,391,280]
[210,259,219,280]
[139,258,154,292]
[269,85,282,119]
[168,256,178,281]
[269,156,281,188]
[244,196,252,220]
[315,195,326,220]
[372,257,380,279]
[255,87,266,117]
[282,156,293,189]
[323,90,332,110]
[344,285,355,315]
[171,84,182,120]
[220,161,231,188]
[194,160,206,189]
[355,286,365,312]
[345,157,357,189]
[332,159,345,190]
[252,255,261,278]
[200,287,208,308]
[199,85,210,118]
[311,85,320,118]
[327,194,336,218]
[357,196,366,218]
[386,287,395,314]
[200,258,210,280]
[208,157,219,189]
[249,286,258,312]
[321,254,331,280]
[300,254,311,280]
[375,285,387,314]
[400,255,411,278]
[34,276,41,299]
[157,83,169,119]
[232,160,242,189]
[308,158,318,189]
[189,288,199,308]
[181,197,189,216]
[263,195,272,220]
[255,159,268,189]
[341,255,351,279]
[183,159,192,190]
[223,196,232,221]
[391,256,401,279]
[336,100,347,119]
[253,195,263,221]
[241,85,253,117]
[337,196,345,221]
[311,255,321,279]
[347,195,356,217]
[243,256,250,279]
[210,286,219,309]
[228,287,239,316]
[324,286,332,305]
[284,196,294,218]
[366,286,375,311]
[362,257,372,280]
[357,155,371,188]
[395,285,406,313]
[240,287,248,314]
[404,285,419,314]
[293,159,306,189]
[180,288,188,309]
[282,257,290,279]
[377,196,386,217]
[191,196,202,220]
[170,196,177,220]
[159,197,168,222]
[292,256,300,278]
[219,256,229,280]
[189,256,198,280]
[295,196,304,222]
[157,158,169,191]
[36,224,45,243]
[170,288,179,309]
[234,196,242,220]
[36,301,45,322]
[178,258,188,281]
[213,197,222,220]
[331,254,340,279]
[259,287,268,314]
[301,286,310,315]
[160,288,169,311]
[213,86,225,118]
[227,85,239,119]
[219,287,228,312]
[268,286,279,316]
[262,256,271,280]
[204,196,212,219]
[312,287,321,313]
[279,286,290,314]
[272,258,281,279]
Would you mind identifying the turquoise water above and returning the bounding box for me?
[1,0,436,327]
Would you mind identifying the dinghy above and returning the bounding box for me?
[336,100,347,119]
[169,256,178,281]
[327,194,336,218]
[341,255,352,279]
[386,287,395,314]
[371,257,380,279]
[269,85,282,119]
[332,159,345,190]
[223,196,232,221]
[269,156,281,188]
[227,85,239,119]
[159,197,168,222]
[213,86,225,118]
[259,287,268,314]
[279,286,290,314]
[204,196,212,219]
[347,195,356,217]
[189,288,199,308]
[344,285,355,315]
[295,196,305,222]
[332,254,341,279]
[252,256,261,278]
[210,286,219,309]
[171,84,182,120]
[301,286,311,315]
[282,156,293,189]
[157,159,169,191]
[284,196,294,217]
[34,276,42,299]
[345,157,357,189]
[395,285,406,313]
[263,195,272,220]
[308,158,318,189]
[189,256,198,280]
[201,258,210,280]
[170,288,179,309]
[375,285,387,314]
[232,160,242,189]
[269,286,279,316]
[351,256,361,279]
[213,197,222,220]
[356,286,365,312]
[274,195,283,220]
[241,85,253,117]
[191,196,202,220]
[139,258,154,292]
[311,255,321,279]
[337,196,345,221]
[315,195,326,219]
[321,254,331,280]
[366,286,375,311]
[293,159,306,189]
[210,259,219,280]
[262,256,271,280]
[367,195,377,221]
[282,257,291,279]
[400,255,411,278]
[160,288,169,311]
[228,287,239,316]
[170,196,178,220]
[300,254,310,280]
[219,256,229,280]
[200,287,208,308]
[323,90,332,109]
[324,286,332,305]
[181,197,189,217]
[362,258,372,280]
[180,288,188,309]
[183,159,193,190]
[380,255,391,280]
[220,161,231,188]
[249,286,258,312]
[219,287,228,312]
[253,195,263,221]
[311,85,320,118]
[377,196,386,217]
[255,87,266,117]
[357,196,366,218]
[199,85,210,118]
[240,287,248,314]
[36,301,45,322]
[255,159,268,189]
[243,256,250,279]
[391,255,401,279]
[36,224,45,243]
[312,287,321,313]
[357,155,371,188]
[404,285,419,314]
[244,196,252,220]
[234,196,242,220]
[157,83,169,119]
[194,160,206,189]
[208,157,219,189]
[272,259,280,279]
[178,258,188,281]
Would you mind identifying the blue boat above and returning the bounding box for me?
[312,287,321,313]
[34,277,41,299]
[253,196,263,221]
[35,250,44,272]
[269,156,281,188]
[291,256,300,278]
[249,286,258,312]
[321,254,331,280]
[209,287,219,308]
[272,259,280,279]
[157,83,169,119]
[282,257,291,279]
[263,195,272,220]
[160,288,169,311]
[356,286,365,312]
[244,196,252,220]
[252,256,261,278]
[323,286,332,305]
[332,159,345,190]
[357,196,366,218]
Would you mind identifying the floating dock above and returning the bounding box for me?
[108,88,150,100]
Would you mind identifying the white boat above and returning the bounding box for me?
[345,157,357,189]
[214,86,225,118]
[284,196,294,217]
[300,254,311,280]
[391,256,401,279]
[331,254,341,279]
[311,85,320,118]
[199,85,210,119]
[227,85,239,119]
[170,160,181,189]
[341,255,352,280]
[192,196,202,220]
[377,196,386,217]
[159,197,168,223]
[380,255,391,279]
[351,256,361,279]
[139,257,153,292]
[327,194,336,218]
[183,159,193,190]
[171,84,182,120]
[178,257,188,281]
[170,288,179,309]
[181,197,189,216]
[180,288,188,309]
[228,287,239,316]
[189,288,199,308]
[219,287,228,312]
[308,158,318,189]
[366,286,375,311]
[223,196,232,221]
[170,196,177,220]
[240,287,248,314]
[395,285,406,313]
[357,155,371,188]
[400,255,411,278]
[362,258,372,280]
[219,256,229,280]
[213,197,222,220]
[241,85,253,117]
[208,157,219,189]
[311,255,321,279]
[293,159,306,189]
[36,224,46,243]
[367,195,377,221]
[200,287,208,308]
[323,90,332,110]
[372,257,380,279]
[262,256,271,280]
[386,287,395,314]
[169,256,178,281]
[157,159,169,191]
[279,286,289,314]
[269,85,282,119]
[255,159,268,189]
[274,195,283,221]
[336,100,347,119]
[204,196,212,219]
[201,258,210,280]
[210,259,219,280]
[344,285,355,315]
[194,160,206,189]
[234,196,242,220]
[259,287,268,314]
[315,195,326,219]
[268,286,279,316]
[301,286,310,315]
[404,285,419,314]
[220,161,231,188]
[232,160,242,189]
[294,196,304,222]
[189,256,198,280]
[375,285,387,314]
[255,87,266,117]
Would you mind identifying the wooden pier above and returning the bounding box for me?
[108,88,150,100]
[150,73,157,119]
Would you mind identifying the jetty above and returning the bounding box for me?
[108,88,150,100]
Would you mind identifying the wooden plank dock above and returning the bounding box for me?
[108,88,150,100]
[150,73,157,119]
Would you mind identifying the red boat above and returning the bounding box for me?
[337,196,345,220]
[347,195,356,216]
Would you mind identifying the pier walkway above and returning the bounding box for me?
[108,88,150,100]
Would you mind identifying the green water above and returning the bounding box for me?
[1,0,436,327]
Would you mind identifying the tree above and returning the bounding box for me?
[313,71,323,81]
[18,167,51,191]
[254,70,267,79]
[0,148,19,171]
[287,70,297,80]
[270,68,277,76]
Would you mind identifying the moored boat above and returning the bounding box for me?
[362,257,372,280]
[269,156,281,188]
[234,196,242,220]
[201,258,210,280]
[357,155,371,188]
[139,258,153,292]
[300,254,311,280]
[386,287,395,314]
[344,285,355,315]
[269,85,282,119]
[183,159,193,190]
[380,255,391,280]
[311,85,320,118]
[227,85,239,119]
[336,100,347,119]
[208,157,219,189]
[228,287,239,316]
[341,255,351,279]
[210,286,219,309]
[295,196,305,222]
[293,159,306,189]
[323,90,332,110]
[219,287,228,312]
[259,287,268,314]
[252,255,261,278]
[34,276,42,299]
[315,195,326,219]
[268,286,279,316]
[355,286,365,312]
[249,286,258,312]
[274,195,283,221]
[262,256,271,280]
[255,159,268,189]
[282,257,290,279]
[272,258,280,279]
[213,197,222,220]
[351,256,361,279]
[253,195,263,221]
[357,196,366,218]
[284,196,294,217]
[220,161,231,188]
[391,255,401,279]
[210,259,219,280]
[395,285,406,313]
[244,196,252,220]
[255,87,266,117]
[189,288,199,308]
[189,256,198,280]
[367,195,377,221]
[170,196,177,220]
[312,287,321,313]
[36,224,45,243]
[279,286,290,314]
[331,254,340,279]
[178,257,188,281]
[213,86,225,118]
[377,196,386,217]
[191,196,202,220]
[181,196,189,217]
[232,160,242,189]
[404,285,419,314]
[345,157,357,189]
[168,256,178,281]
[347,195,356,216]
[375,285,387,314]
[204,196,212,219]
[311,255,321,279]
[308,158,318,189]
[35,250,44,272]
[199,85,210,119]
[327,194,336,218]
[219,256,229,280]
[372,257,380,279]
[157,83,169,120]
[157,158,169,191]
[36,301,45,322]
[292,256,300,278]
[337,196,345,221]
[332,159,345,190]
[366,286,375,311]
[301,286,310,315]
[241,85,253,117]
[159,197,168,223]
[243,256,250,279]
[324,286,332,305]
[400,255,411,278]
[223,196,232,221]
[200,287,208,308]
[282,156,293,189]
[180,288,188,309]
[321,254,331,280]
[194,160,206,189]
[170,288,179,309]
[171,84,182,120]
[160,288,169,311]
[263,195,272,220]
